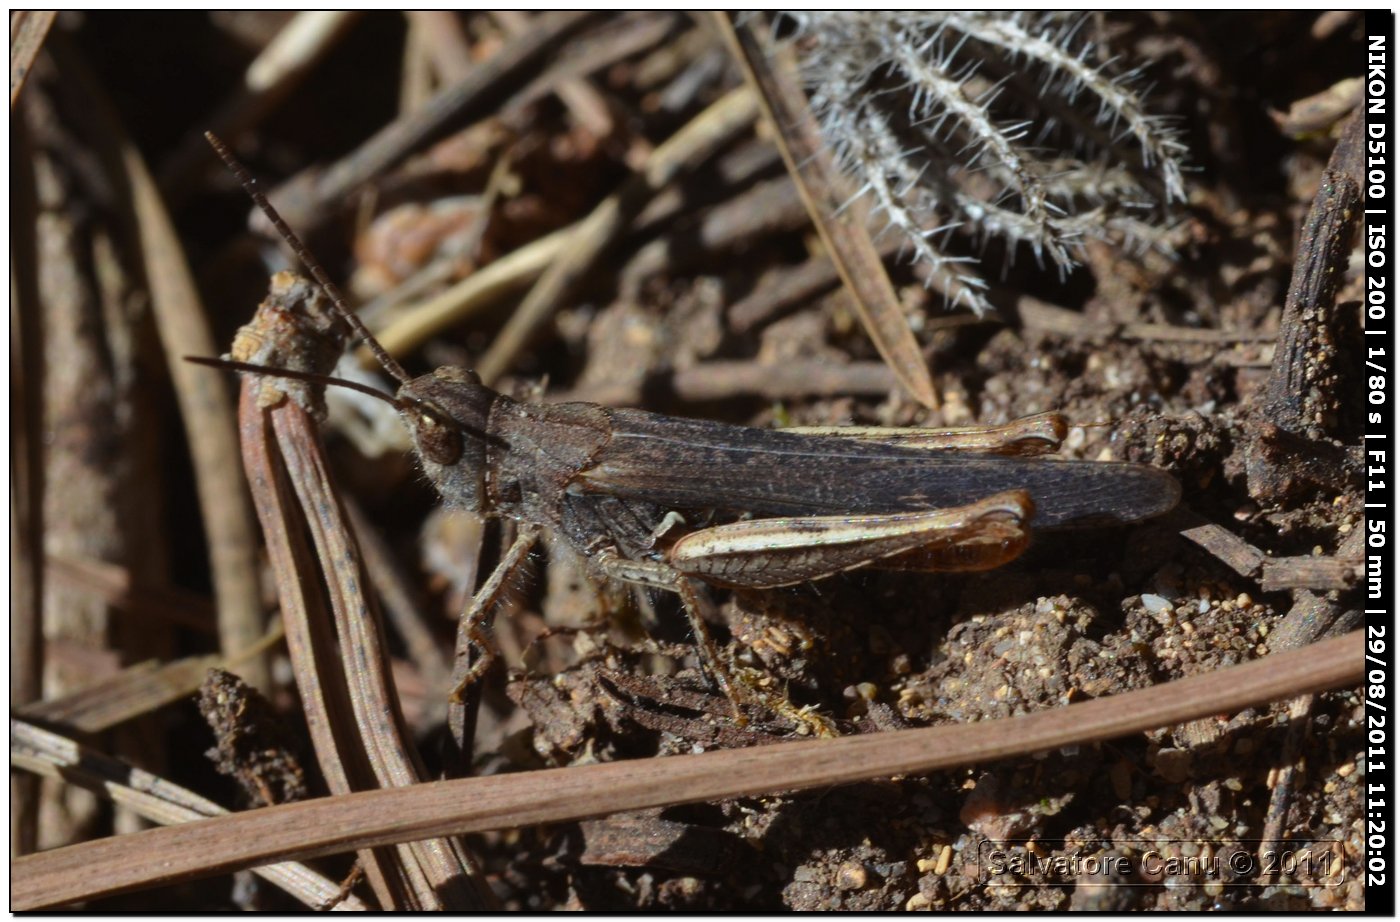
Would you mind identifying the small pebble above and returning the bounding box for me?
[934,844,952,876]
[1153,747,1192,784]
[836,861,868,891]
[1142,594,1172,614]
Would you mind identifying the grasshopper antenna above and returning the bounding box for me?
[204,131,412,386]
[187,355,507,448]
[185,355,403,408]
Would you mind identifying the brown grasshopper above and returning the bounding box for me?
[201,134,1180,714]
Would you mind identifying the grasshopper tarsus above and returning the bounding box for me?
[447,624,497,706]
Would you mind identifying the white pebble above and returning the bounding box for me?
[1141,594,1172,614]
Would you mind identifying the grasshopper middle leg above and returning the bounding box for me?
[591,549,825,732]
[589,550,741,710]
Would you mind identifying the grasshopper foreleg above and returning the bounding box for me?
[448,525,541,703]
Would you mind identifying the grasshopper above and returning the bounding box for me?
[202,134,1180,716]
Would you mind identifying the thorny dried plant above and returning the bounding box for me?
[784,11,1190,314]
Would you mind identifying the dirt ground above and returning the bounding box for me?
[12,11,1367,910]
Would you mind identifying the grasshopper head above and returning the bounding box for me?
[396,366,494,513]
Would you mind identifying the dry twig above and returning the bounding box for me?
[9,10,56,108]
[12,630,1361,909]
[261,11,595,234]
[717,13,939,409]
[11,718,369,911]
[10,89,46,855]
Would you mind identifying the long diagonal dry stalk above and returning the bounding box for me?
[12,628,1360,909]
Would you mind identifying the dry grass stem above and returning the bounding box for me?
[12,629,1360,909]
[44,553,216,634]
[230,278,491,909]
[11,718,369,911]
[372,223,569,360]
[18,655,221,734]
[119,136,268,690]
[9,10,56,108]
[717,13,939,409]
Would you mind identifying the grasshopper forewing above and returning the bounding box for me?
[577,409,1179,530]
[202,133,1180,719]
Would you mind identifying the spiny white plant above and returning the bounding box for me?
[784,11,1189,316]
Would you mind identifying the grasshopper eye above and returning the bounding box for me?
[416,409,463,466]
